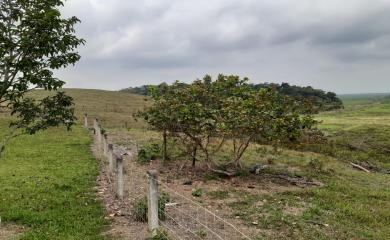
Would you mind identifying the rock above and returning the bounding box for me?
[249,164,268,175]
[183,180,193,185]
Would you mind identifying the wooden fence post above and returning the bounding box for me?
[84,114,88,128]
[147,170,159,236]
[116,156,124,200]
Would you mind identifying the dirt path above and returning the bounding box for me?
[0,224,25,240]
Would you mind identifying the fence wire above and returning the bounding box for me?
[91,117,252,240]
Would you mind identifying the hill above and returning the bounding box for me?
[28,88,149,129]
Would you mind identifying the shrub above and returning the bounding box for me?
[132,193,170,222]
[137,143,162,164]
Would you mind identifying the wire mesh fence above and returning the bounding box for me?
[88,116,253,240]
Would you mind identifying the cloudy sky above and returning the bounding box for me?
[59,0,390,94]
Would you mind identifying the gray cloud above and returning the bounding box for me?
[58,0,390,94]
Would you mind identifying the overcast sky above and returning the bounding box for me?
[59,0,390,94]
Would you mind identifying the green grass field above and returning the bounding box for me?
[0,120,107,239]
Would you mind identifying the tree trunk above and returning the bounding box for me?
[192,145,197,167]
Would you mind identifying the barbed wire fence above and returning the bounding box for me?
[85,114,253,240]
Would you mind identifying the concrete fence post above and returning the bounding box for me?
[108,144,114,173]
[97,125,102,143]
[93,118,98,135]
[116,156,124,200]
[147,170,159,235]
[103,134,108,156]
[84,114,88,128]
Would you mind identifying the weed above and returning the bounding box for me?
[192,188,203,197]
[208,190,229,200]
[132,193,170,222]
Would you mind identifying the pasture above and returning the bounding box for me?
[0,89,389,239]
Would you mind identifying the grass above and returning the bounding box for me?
[2,89,389,239]
[0,120,107,239]
[27,88,150,129]
[117,91,390,239]
[222,94,390,239]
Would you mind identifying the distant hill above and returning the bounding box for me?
[339,93,390,106]
[28,89,149,128]
[121,82,344,112]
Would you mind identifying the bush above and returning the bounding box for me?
[132,193,170,222]
[137,143,162,164]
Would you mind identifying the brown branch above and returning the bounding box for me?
[350,162,370,173]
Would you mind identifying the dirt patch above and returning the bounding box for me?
[0,224,26,240]
[283,206,306,216]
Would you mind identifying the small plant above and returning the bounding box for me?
[203,173,219,182]
[208,190,229,200]
[196,229,207,239]
[307,158,325,172]
[192,188,203,197]
[133,197,148,222]
[132,193,170,222]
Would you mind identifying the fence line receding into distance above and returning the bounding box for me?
[84,114,253,240]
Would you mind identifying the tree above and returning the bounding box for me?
[140,74,320,169]
[0,0,85,156]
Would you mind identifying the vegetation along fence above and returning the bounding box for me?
[84,114,253,239]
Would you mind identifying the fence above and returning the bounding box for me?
[84,114,253,240]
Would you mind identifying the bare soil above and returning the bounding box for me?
[0,224,25,240]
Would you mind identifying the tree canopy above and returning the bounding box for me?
[0,0,84,155]
[138,74,320,168]
[123,81,343,113]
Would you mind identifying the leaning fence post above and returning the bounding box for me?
[116,156,124,200]
[147,170,159,235]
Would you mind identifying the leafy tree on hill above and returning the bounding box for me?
[139,74,320,169]
[0,0,84,156]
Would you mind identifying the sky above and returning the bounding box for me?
[59,0,390,94]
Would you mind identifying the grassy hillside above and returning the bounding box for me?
[28,89,149,129]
